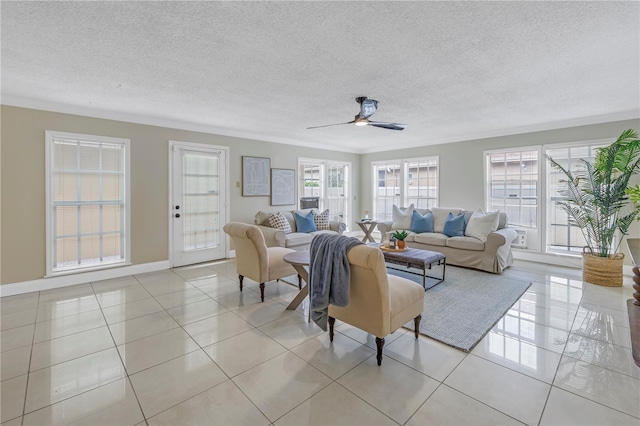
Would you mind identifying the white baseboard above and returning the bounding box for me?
[0,260,171,297]
[513,250,635,277]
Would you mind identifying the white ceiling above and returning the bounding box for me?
[2,1,639,153]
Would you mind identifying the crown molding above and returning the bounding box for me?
[2,96,638,155]
[0,95,361,154]
[358,110,640,154]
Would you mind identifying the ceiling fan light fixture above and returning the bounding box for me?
[307,96,405,131]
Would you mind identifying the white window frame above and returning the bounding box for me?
[371,156,439,221]
[543,138,610,256]
[484,146,542,230]
[45,131,131,277]
[484,138,612,257]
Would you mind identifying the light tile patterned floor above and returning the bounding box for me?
[1,259,638,425]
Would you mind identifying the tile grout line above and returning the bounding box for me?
[18,291,39,425]
[545,281,640,421]
[11,261,634,423]
[132,266,255,422]
[131,265,271,422]
[90,277,148,424]
[20,265,336,422]
[409,268,565,425]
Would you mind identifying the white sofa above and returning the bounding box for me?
[376,207,517,274]
[254,209,347,250]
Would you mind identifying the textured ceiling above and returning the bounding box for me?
[2,1,639,153]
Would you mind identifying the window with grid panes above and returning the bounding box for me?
[486,150,539,228]
[46,131,130,274]
[372,157,438,221]
[546,142,606,254]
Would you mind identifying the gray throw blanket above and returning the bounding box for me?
[309,234,363,331]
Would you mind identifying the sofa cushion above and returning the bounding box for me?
[465,209,500,242]
[268,212,292,233]
[410,210,433,233]
[310,230,339,238]
[284,232,313,247]
[392,204,414,230]
[404,231,417,243]
[312,209,331,230]
[413,232,448,247]
[384,230,417,243]
[446,236,485,251]
[294,211,317,233]
[432,207,463,233]
[443,212,466,237]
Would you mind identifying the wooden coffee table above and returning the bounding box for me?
[369,243,446,289]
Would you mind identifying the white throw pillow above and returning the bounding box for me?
[392,204,414,230]
[465,209,500,242]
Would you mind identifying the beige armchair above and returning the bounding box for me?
[223,222,300,302]
[328,244,425,365]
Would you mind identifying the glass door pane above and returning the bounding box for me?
[182,153,220,251]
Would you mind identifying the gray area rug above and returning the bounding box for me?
[389,266,531,352]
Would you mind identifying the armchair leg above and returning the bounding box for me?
[414,314,422,339]
[297,274,302,290]
[375,337,385,366]
[259,283,265,302]
[328,317,335,342]
[238,275,244,291]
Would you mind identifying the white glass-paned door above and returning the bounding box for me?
[373,162,401,221]
[325,164,348,223]
[172,144,226,267]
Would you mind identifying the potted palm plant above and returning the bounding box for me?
[547,129,640,286]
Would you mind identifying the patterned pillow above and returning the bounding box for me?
[268,212,292,233]
[312,209,331,230]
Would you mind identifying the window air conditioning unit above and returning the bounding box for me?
[299,197,319,209]
[512,229,527,249]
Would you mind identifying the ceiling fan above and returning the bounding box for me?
[307,97,406,131]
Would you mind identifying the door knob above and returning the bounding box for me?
[175,214,180,218]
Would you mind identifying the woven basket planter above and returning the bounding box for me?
[582,249,625,287]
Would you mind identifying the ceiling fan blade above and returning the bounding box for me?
[307,121,354,130]
[368,121,406,131]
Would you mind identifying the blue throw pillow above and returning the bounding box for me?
[410,210,433,233]
[443,212,466,237]
[294,211,317,233]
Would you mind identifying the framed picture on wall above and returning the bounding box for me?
[270,168,295,206]
[242,156,271,196]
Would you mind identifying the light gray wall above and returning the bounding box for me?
[1,104,638,284]
[360,118,640,264]
[0,106,359,284]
